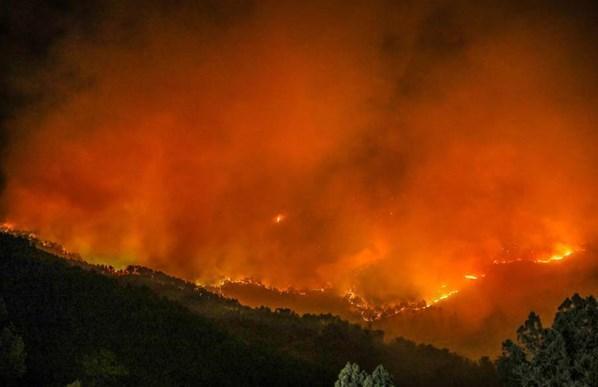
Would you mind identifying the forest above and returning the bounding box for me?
[0,233,497,386]
[2,232,596,386]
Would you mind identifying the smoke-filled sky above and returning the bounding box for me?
[2,0,597,303]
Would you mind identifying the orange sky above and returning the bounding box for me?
[3,0,597,304]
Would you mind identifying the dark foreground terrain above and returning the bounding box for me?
[0,232,498,386]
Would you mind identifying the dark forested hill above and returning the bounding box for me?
[0,233,324,386]
[0,232,499,386]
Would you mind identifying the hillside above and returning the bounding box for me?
[206,248,598,358]
[0,233,325,386]
[375,249,598,358]
[0,232,499,386]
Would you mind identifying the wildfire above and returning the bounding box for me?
[1,221,586,325]
[535,246,575,264]
[427,290,460,306]
[156,241,584,324]
[0,222,15,231]
[0,222,81,260]
[492,244,579,265]
[344,288,429,322]
[394,244,579,316]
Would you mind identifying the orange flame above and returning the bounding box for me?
[535,245,576,264]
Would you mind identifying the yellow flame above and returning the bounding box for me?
[428,290,460,306]
[493,244,578,265]
[535,245,575,264]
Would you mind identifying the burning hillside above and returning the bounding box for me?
[1,221,595,358]
[208,243,582,313]
[213,245,598,356]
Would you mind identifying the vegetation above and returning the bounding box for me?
[335,362,394,387]
[0,297,26,385]
[0,232,499,386]
[114,267,500,386]
[497,294,598,386]
[0,233,320,386]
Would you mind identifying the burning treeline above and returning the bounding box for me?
[2,1,597,308]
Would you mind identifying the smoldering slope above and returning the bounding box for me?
[2,0,597,307]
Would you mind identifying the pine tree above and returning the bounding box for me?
[335,362,395,387]
[497,294,598,386]
[0,297,27,383]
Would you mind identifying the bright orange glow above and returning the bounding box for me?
[0,222,15,231]
[492,244,579,265]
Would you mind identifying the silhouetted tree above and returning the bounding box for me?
[0,297,26,384]
[497,294,598,386]
[81,349,128,386]
[335,362,394,387]
[367,365,394,387]
[336,362,368,386]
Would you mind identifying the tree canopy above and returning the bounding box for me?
[335,362,395,387]
[0,297,26,385]
[497,294,598,386]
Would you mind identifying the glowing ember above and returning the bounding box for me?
[273,213,286,224]
[464,274,478,280]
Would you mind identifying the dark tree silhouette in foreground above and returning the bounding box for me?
[0,297,26,385]
[335,362,394,387]
[497,294,598,386]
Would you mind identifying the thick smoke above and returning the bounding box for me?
[3,0,597,302]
